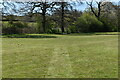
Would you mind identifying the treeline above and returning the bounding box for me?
[2,1,119,34]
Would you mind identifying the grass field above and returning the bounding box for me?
[2,33,118,78]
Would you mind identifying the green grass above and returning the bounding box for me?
[2,33,118,78]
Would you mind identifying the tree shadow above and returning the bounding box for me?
[2,34,57,38]
[95,34,119,35]
[66,33,94,36]
[66,32,119,36]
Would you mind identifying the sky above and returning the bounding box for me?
[0,0,119,14]
[0,0,120,2]
[72,2,88,11]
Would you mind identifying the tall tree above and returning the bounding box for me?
[26,2,56,33]
[61,2,65,33]
[52,2,74,33]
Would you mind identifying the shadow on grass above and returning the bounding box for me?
[2,34,57,38]
[66,33,95,36]
[67,32,119,36]
[2,32,119,38]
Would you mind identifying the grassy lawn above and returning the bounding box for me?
[2,33,118,78]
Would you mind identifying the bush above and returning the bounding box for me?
[13,22,28,28]
[100,17,118,32]
[2,22,19,34]
[69,25,77,33]
[65,28,71,34]
[49,28,61,34]
[2,21,28,34]
[75,13,103,32]
[2,26,20,34]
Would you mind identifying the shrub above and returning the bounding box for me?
[13,22,28,28]
[50,28,61,34]
[75,13,103,32]
[65,28,71,34]
[69,25,77,33]
[2,21,28,34]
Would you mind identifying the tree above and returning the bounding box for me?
[25,2,56,33]
[2,2,56,33]
[61,2,65,33]
[86,0,119,32]
[75,13,103,32]
[100,2,119,31]
[86,0,106,20]
[52,2,78,33]
[54,2,70,33]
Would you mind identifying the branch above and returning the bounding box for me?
[86,0,98,18]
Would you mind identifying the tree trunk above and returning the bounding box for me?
[41,3,47,33]
[42,12,46,33]
[61,2,65,33]
[97,2,101,20]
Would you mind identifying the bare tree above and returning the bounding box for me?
[86,0,106,20]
